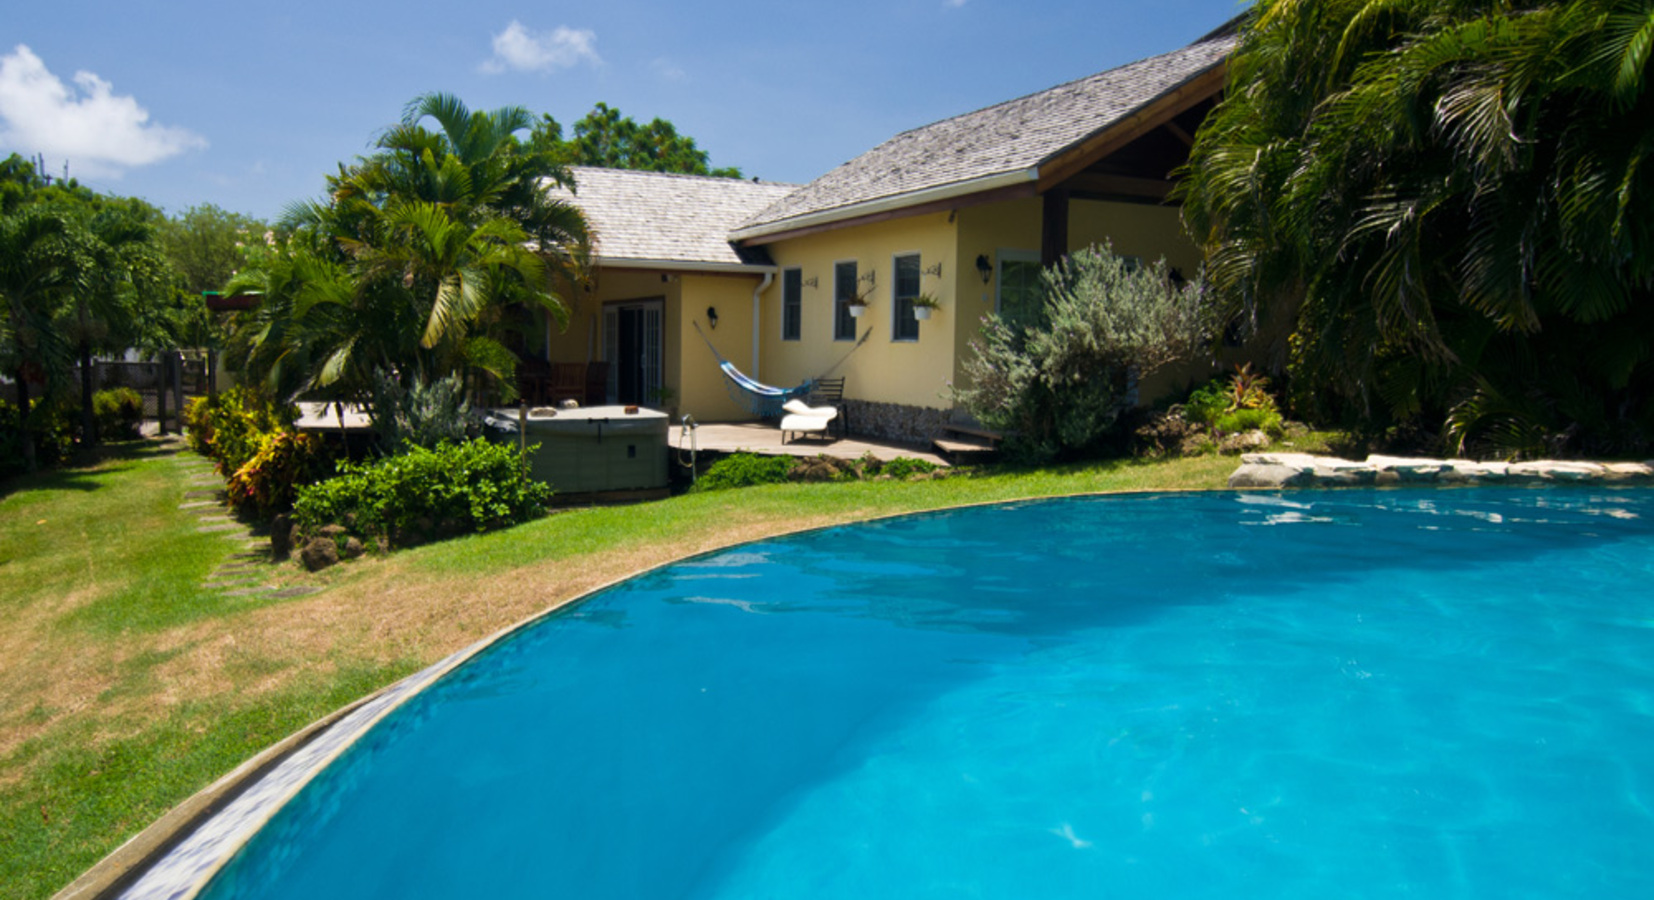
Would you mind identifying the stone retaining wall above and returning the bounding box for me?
[1230,453,1654,489]
[843,400,953,445]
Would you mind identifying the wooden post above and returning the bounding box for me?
[518,402,529,476]
[156,355,169,436]
[171,351,185,427]
[1041,189,1071,268]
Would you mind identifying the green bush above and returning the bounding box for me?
[954,244,1213,461]
[369,371,473,450]
[0,397,76,477]
[1182,381,1230,426]
[877,456,939,480]
[293,438,551,548]
[92,387,144,441]
[226,431,334,515]
[691,453,796,492]
[1182,365,1283,436]
[183,387,298,474]
[1213,406,1285,437]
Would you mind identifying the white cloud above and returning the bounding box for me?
[651,58,686,81]
[0,45,206,178]
[481,22,601,74]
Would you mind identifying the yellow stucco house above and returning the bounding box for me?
[540,25,1235,442]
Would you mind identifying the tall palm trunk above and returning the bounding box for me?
[79,337,98,449]
[16,362,36,472]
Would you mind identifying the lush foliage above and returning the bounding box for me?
[0,397,75,477]
[292,438,551,547]
[225,431,333,515]
[876,456,940,480]
[1181,364,1285,437]
[690,452,797,492]
[689,451,947,492]
[1,154,195,469]
[529,103,743,178]
[224,94,589,413]
[369,371,473,450]
[1180,0,1654,457]
[182,387,299,475]
[91,387,144,441]
[955,244,1213,461]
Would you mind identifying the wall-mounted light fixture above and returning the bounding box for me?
[706,306,719,329]
[975,254,993,284]
[923,261,943,278]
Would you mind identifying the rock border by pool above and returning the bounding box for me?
[1230,453,1654,489]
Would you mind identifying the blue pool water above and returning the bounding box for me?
[198,489,1654,899]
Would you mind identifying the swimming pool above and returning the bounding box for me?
[170,488,1654,898]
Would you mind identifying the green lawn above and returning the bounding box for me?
[0,438,1266,900]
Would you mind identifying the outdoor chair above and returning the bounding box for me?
[779,398,839,443]
[548,363,586,405]
[807,377,847,438]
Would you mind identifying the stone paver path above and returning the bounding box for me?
[170,444,320,601]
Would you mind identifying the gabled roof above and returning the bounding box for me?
[552,167,799,272]
[731,34,1235,244]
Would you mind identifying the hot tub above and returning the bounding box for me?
[487,405,669,496]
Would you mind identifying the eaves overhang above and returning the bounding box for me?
[591,256,777,276]
[728,168,1040,245]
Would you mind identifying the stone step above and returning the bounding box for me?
[932,437,996,455]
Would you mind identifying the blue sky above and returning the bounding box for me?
[3,0,1246,221]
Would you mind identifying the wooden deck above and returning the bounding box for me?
[668,422,948,466]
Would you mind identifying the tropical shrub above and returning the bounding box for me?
[370,371,473,450]
[0,398,75,477]
[91,387,144,441]
[1180,0,1654,458]
[183,387,298,474]
[1182,365,1283,434]
[225,431,333,515]
[292,438,550,548]
[1181,382,1230,428]
[874,456,939,480]
[955,244,1212,461]
[690,452,795,492]
[1213,407,1285,438]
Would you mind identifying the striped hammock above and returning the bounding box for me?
[718,361,812,418]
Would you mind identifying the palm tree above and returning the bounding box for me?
[60,204,173,446]
[1179,0,1654,455]
[0,205,74,471]
[230,94,589,413]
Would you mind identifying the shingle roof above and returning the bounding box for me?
[553,167,800,269]
[734,35,1234,240]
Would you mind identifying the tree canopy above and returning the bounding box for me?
[1180,0,1654,457]
[224,93,590,409]
[529,103,743,178]
[1,154,186,465]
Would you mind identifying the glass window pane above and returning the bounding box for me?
[782,268,801,341]
[893,254,920,341]
[834,261,856,341]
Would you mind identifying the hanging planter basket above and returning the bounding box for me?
[913,306,933,321]
[847,304,867,318]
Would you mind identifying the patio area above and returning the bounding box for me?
[669,422,948,466]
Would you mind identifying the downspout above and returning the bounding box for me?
[751,271,774,380]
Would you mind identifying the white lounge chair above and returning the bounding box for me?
[779,398,839,443]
